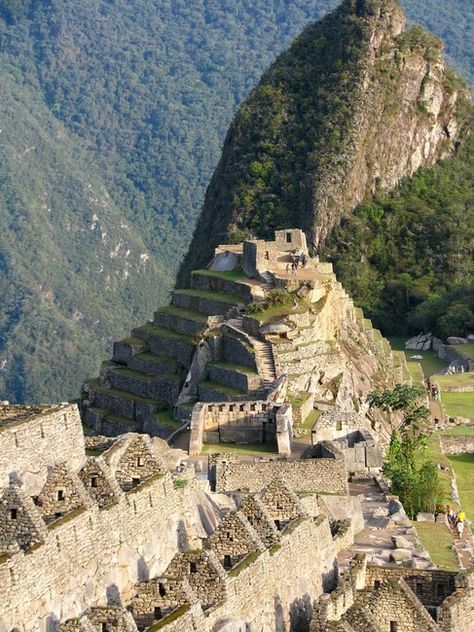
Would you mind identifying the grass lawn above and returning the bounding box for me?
[439,426,474,436]
[435,373,474,390]
[247,295,310,324]
[192,268,247,281]
[413,522,458,571]
[449,344,474,360]
[418,434,452,505]
[297,409,321,437]
[201,442,277,456]
[447,453,474,521]
[153,409,183,430]
[440,392,474,419]
[388,336,448,378]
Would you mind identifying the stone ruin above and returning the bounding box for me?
[1,404,474,631]
[81,229,402,455]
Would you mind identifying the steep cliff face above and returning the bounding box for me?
[178,0,471,285]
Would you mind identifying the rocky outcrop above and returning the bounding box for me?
[178,0,471,284]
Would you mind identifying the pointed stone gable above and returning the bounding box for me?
[79,456,123,509]
[206,510,265,570]
[60,616,97,632]
[102,433,165,491]
[239,494,281,549]
[165,549,227,611]
[84,607,139,632]
[36,462,92,524]
[129,575,194,630]
[260,477,303,529]
[0,484,47,553]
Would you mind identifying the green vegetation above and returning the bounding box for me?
[440,392,474,419]
[389,336,448,378]
[0,0,472,403]
[153,410,182,430]
[298,409,321,436]
[414,522,459,571]
[435,373,474,389]
[324,130,474,340]
[228,551,261,577]
[368,383,430,434]
[440,426,474,437]
[199,380,245,398]
[201,443,277,456]
[447,453,474,520]
[173,479,188,489]
[147,605,190,631]
[449,344,474,360]
[173,289,242,304]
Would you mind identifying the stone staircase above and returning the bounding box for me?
[253,341,277,385]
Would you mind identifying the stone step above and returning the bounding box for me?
[112,336,147,363]
[207,362,262,393]
[190,270,253,302]
[132,323,196,368]
[198,380,247,403]
[128,351,182,376]
[172,288,243,316]
[90,384,167,423]
[104,366,185,405]
[154,305,208,336]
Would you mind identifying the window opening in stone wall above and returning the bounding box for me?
[190,562,197,574]
[264,251,269,260]
[374,580,381,590]
[154,607,162,621]
[223,555,232,569]
[132,477,140,487]
[286,232,292,243]
[101,624,109,632]
[390,622,398,632]
[57,490,65,501]
[55,512,62,520]
[437,583,444,597]
[336,419,342,431]
[91,476,98,488]
[158,583,166,597]
[275,519,281,530]
[137,456,144,467]
[10,508,17,520]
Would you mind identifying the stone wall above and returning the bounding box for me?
[213,447,347,494]
[0,473,183,630]
[189,400,286,455]
[0,404,85,494]
[439,435,474,455]
[332,430,383,473]
[311,411,366,443]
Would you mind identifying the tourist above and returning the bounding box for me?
[447,505,455,526]
[458,509,466,524]
[286,263,290,276]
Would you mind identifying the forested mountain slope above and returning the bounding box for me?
[178,0,471,281]
[0,0,472,402]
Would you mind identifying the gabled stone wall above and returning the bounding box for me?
[0,404,85,493]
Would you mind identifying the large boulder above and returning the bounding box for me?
[388,498,407,519]
[447,337,468,345]
[416,512,435,522]
[390,548,412,562]
[391,535,414,549]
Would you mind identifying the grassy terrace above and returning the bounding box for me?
[209,361,258,375]
[153,409,183,430]
[435,373,474,389]
[134,351,180,366]
[297,409,321,437]
[192,268,247,281]
[121,335,145,346]
[199,380,245,398]
[247,296,311,324]
[388,336,447,378]
[449,344,474,360]
[414,522,459,571]
[174,288,242,304]
[158,305,208,323]
[447,453,474,521]
[201,442,277,456]
[441,392,474,419]
[134,323,195,344]
[93,384,164,406]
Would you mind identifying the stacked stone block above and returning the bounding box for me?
[164,550,227,611]
[129,576,194,630]
[0,484,47,554]
[239,494,281,548]
[206,510,266,570]
[260,478,303,530]
[79,457,123,509]
[82,607,138,632]
[102,434,165,492]
[36,462,92,524]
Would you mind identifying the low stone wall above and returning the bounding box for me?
[213,449,347,494]
[0,473,183,630]
[437,345,472,371]
[439,435,474,455]
[0,404,85,493]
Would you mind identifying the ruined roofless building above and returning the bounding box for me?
[82,229,403,455]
